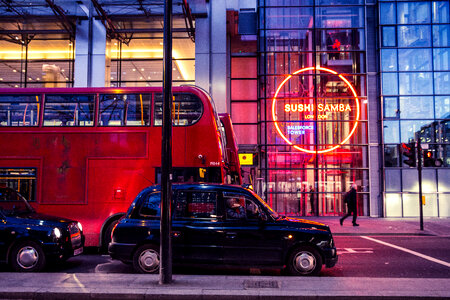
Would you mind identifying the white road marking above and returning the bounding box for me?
[361,236,450,268]
[337,248,373,254]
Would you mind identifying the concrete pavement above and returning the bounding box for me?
[0,217,449,299]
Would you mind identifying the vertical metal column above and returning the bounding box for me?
[417,139,424,231]
[160,0,173,285]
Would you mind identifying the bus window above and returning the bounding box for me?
[0,168,36,202]
[0,95,40,126]
[99,93,151,126]
[44,94,94,126]
[154,93,203,126]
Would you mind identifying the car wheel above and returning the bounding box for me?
[10,240,46,272]
[287,245,322,276]
[132,244,160,274]
[102,219,119,253]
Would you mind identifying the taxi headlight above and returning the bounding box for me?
[52,227,62,239]
[77,222,83,232]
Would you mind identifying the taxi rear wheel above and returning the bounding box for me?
[132,244,160,274]
[287,245,322,276]
[10,240,46,272]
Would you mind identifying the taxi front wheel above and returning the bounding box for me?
[10,240,46,272]
[133,244,160,274]
[287,245,323,276]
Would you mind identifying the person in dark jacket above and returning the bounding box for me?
[340,184,359,226]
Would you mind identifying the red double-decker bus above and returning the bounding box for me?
[0,86,241,247]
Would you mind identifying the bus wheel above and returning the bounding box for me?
[10,241,46,272]
[133,244,160,274]
[102,219,119,252]
[286,245,322,276]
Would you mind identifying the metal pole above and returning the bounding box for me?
[417,139,424,231]
[160,0,173,284]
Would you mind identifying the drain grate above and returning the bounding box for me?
[243,280,280,289]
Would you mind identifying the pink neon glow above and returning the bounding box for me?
[271,66,360,154]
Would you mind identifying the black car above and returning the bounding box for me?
[109,184,337,276]
[0,187,84,272]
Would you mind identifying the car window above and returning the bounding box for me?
[139,192,161,218]
[224,192,262,221]
[175,191,217,219]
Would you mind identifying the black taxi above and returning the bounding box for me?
[0,187,84,272]
[109,184,337,275]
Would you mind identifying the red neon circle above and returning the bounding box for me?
[271,66,360,154]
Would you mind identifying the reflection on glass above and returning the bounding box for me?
[399,72,433,95]
[315,7,364,28]
[382,73,398,95]
[433,48,450,71]
[398,25,431,47]
[434,72,450,95]
[383,120,400,143]
[381,49,397,71]
[435,96,450,119]
[398,48,432,71]
[384,146,400,168]
[432,25,450,47]
[432,1,449,23]
[380,3,396,25]
[384,97,398,118]
[397,2,430,24]
[400,120,429,143]
[399,97,433,119]
[382,26,396,47]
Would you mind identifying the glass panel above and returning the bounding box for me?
[234,124,258,145]
[398,48,432,71]
[0,95,40,126]
[44,94,94,126]
[438,194,450,217]
[385,193,402,217]
[381,49,397,72]
[99,93,151,126]
[382,26,397,47]
[399,72,433,95]
[318,29,365,51]
[265,7,314,29]
[422,170,437,193]
[434,72,450,95]
[380,3,396,25]
[397,2,430,24]
[385,169,401,190]
[315,0,363,4]
[384,145,400,168]
[432,1,449,23]
[262,30,313,52]
[438,169,450,192]
[182,191,217,218]
[263,0,313,6]
[231,80,257,100]
[384,96,399,118]
[433,48,450,71]
[402,193,420,217]
[231,102,258,123]
[0,168,36,202]
[315,7,364,28]
[398,25,431,47]
[382,73,398,95]
[383,120,400,143]
[435,96,450,119]
[402,169,418,192]
[432,25,450,47]
[399,97,433,119]
[400,120,429,143]
[231,57,257,78]
[154,93,203,126]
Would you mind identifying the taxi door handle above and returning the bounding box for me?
[226,232,237,239]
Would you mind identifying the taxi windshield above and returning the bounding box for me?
[0,187,34,216]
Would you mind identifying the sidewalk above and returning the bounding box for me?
[0,217,449,299]
[302,216,450,237]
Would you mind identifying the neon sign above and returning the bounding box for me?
[271,66,360,154]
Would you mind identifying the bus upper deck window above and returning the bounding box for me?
[43,94,94,127]
[99,93,151,126]
[0,95,40,127]
[154,93,203,126]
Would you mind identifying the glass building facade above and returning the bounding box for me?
[380,0,450,217]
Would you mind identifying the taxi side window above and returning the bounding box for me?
[139,192,161,218]
[175,191,217,219]
[223,192,261,220]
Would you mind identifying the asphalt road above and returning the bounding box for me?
[1,236,450,278]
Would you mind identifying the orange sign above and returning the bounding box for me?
[271,66,360,154]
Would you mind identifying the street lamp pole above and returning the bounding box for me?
[160,0,173,284]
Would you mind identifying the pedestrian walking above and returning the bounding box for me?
[340,184,359,226]
[309,186,315,215]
